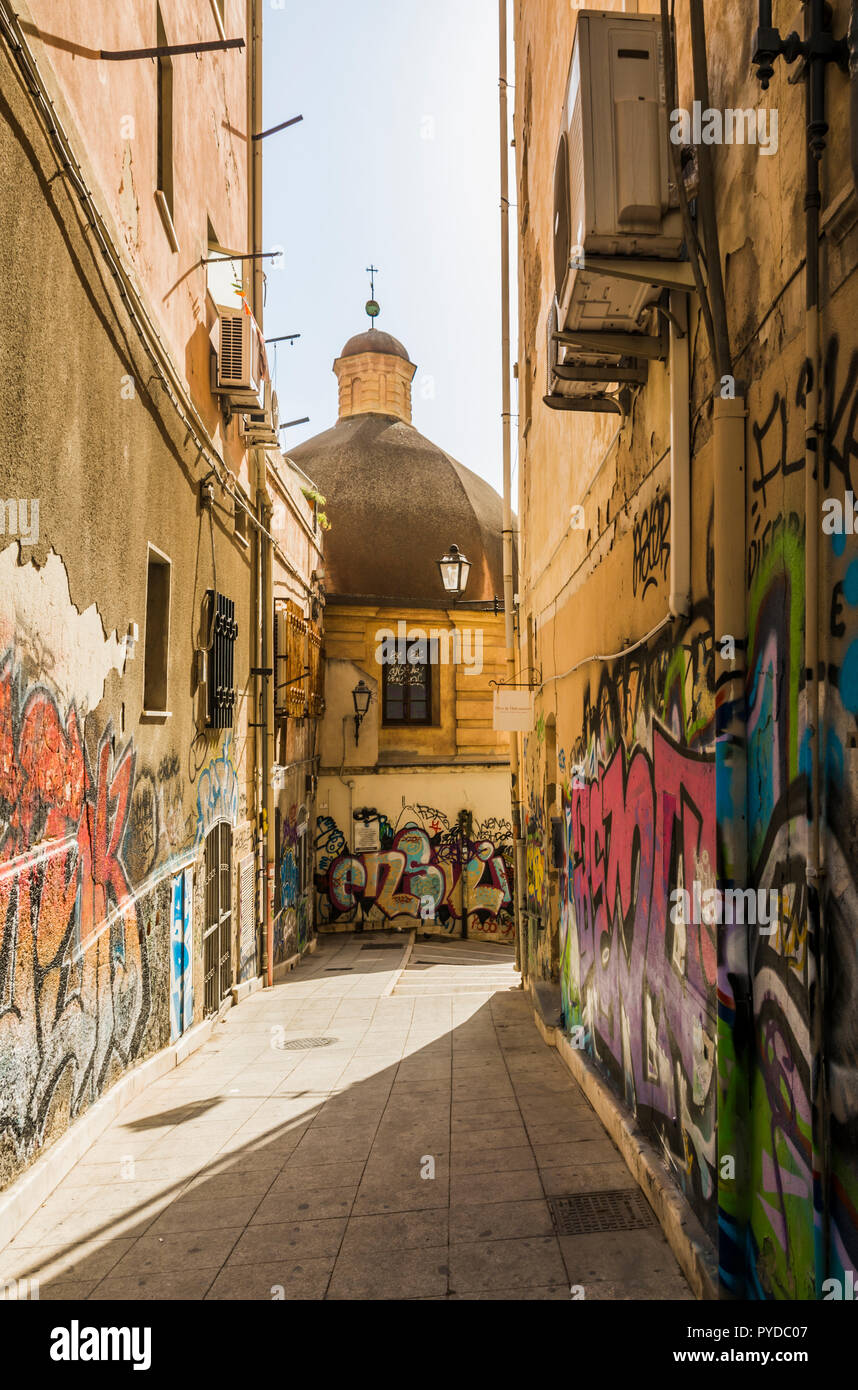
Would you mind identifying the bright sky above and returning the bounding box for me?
[261,0,515,496]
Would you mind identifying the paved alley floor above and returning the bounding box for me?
[0,930,693,1300]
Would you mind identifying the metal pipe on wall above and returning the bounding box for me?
[803,0,831,1291]
[668,291,691,619]
[250,0,265,322]
[686,0,753,1298]
[255,451,268,980]
[248,0,276,986]
[261,471,275,986]
[499,0,524,973]
[689,0,732,382]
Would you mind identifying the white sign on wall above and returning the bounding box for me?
[353,817,381,852]
[493,688,534,732]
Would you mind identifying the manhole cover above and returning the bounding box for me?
[548,1189,654,1235]
[279,1037,338,1051]
[360,943,401,950]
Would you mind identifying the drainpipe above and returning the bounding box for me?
[258,453,275,985]
[687,0,752,1298]
[689,0,732,385]
[851,5,858,195]
[713,394,750,1300]
[499,0,524,973]
[247,0,274,983]
[250,0,264,320]
[254,455,267,982]
[669,292,691,619]
[804,0,830,1292]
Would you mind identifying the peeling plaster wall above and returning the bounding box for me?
[514,0,858,1291]
[0,6,257,1189]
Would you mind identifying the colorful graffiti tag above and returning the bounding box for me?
[0,654,161,1182]
[725,350,858,1298]
[316,807,515,942]
[559,715,717,1228]
[275,803,310,965]
[169,868,193,1043]
[194,737,238,843]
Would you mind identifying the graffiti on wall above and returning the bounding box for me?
[315,805,515,942]
[729,348,858,1299]
[524,595,718,1235]
[194,737,238,843]
[632,491,671,599]
[169,868,193,1042]
[560,712,717,1223]
[128,752,195,885]
[275,803,310,964]
[0,653,160,1179]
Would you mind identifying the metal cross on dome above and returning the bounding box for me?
[365,265,380,323]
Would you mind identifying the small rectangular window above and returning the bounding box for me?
[382,655,431,726]
[144,546,171,712]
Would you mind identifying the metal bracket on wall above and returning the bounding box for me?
[100,38,244,60]
[552,362,648,384]
[551,327,668,360]
[490,667,542,690]
[580,256,697,294]
[543,392,627,416]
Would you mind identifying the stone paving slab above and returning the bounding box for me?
[0,930,693,1301]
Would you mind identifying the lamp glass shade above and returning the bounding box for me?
[438,544,470,597]
[352,680,372,716]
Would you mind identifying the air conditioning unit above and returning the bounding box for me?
[239,379,280,446]
[554,10,683,346]
[211,305,267,409]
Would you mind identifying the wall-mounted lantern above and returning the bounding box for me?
[438,543,471,601]
[352,679,372,745]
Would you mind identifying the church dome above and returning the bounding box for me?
[287,412,506,605]
[339,328,410,361]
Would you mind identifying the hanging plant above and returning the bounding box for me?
[301,487,331,532]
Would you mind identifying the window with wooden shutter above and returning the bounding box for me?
[308,622,325,716]
[275,601,310,718]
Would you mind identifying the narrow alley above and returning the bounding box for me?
[0,936,691,1301]
[4,0,857,1344]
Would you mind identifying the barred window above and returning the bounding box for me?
[382,655,431,725]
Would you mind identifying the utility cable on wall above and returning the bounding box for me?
[536,614,675,696]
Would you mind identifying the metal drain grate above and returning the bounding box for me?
[278,1037,338,1051]
[360,943,402,950]
[325,967,353,972]
[548,1189,655,1235]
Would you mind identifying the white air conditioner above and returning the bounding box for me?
[211,304,267,409]
[239,379,280,446]
[554,10,683,348]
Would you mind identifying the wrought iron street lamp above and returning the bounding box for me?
[352,679,372,745]
[438,544,471,601]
